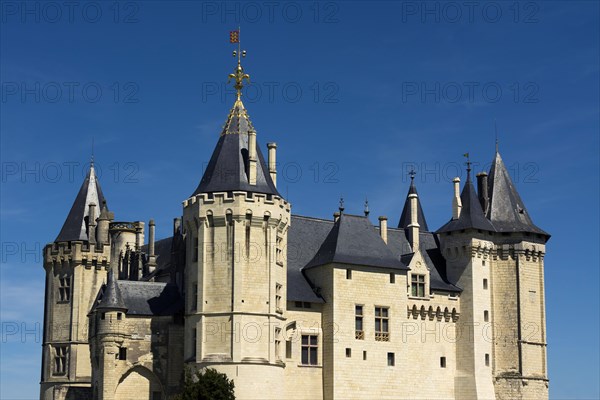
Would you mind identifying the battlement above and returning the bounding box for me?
[45,241,111,269]
[183,191,290,212]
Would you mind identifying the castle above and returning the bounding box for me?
[40,56,550,400]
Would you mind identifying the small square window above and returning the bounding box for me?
[345,348,351,358]
[483,279,488,290]
[346,269,352,279]
[387,352,395,366]
[440,356,446,368]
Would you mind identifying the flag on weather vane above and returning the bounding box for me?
[230,30,239,43]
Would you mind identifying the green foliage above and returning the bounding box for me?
[173,367,235,400]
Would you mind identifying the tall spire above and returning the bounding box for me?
[191,33,278,197]
[55,163,108,242]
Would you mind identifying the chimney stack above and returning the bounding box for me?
[88,203,97,245]
[452,177,462,220]
[267,142,277,187]
[148,219,157,273]
[378,216,388,244]
[134,221,145,250]
[248,130,257,185]
[96,201,113,246]
[476,172,489,214]
[407,194,420,252]
[333,211,341,222]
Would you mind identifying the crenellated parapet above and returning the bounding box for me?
[44,241,112,271]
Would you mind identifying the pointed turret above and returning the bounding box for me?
[55,163,107,242]
[487,151,548,236]
[191,99,279,196]
[437,166,495,233]
[398,176,429,231]
[96,270,127,312]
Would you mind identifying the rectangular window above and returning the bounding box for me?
[191,283,198,311]
[387,352,395,366]
[363,351,367,360]
[286,340,292,359]
[118,347,127,361]
[276,235,283,266]
[390,273,395,284]
[440,356,446,368]
[301,335,318,365]
[117,312,122,320]
[275,283,283,313]
[58,276,71,302]
[275,328,281,360]
[483,279,488,290]
[345,348,351,357]
[191,329,197,359]
[375,306,390,341]
[355,305,364,340]
[485,353,490,366]
[411,274,426,297]
[53,346,67,375]
[346,269,352,279]
[484,310,489,322]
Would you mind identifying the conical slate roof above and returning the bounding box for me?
[398,180,429,231]
[191,99,279,196]
[437,173,495,233]
[55,164,107,242]
[304,214,407,270]
[96,270,127,311]
[487,152,548,236]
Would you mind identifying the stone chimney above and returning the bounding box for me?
[267,142,277,187]
[333,211,341,222]
[378,216,388,244]
[452,177,462,220]
[148,219,157,273]
[407,194,420,252]
[476,172,489,214]
[248,130,257,185]
[96,201,113,246]
[134,222,145,251]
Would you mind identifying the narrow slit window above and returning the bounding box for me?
[346,269,352,279]
[440,356,446,368]
[387,352,395,366]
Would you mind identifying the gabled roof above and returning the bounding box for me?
[55,164,107,242]
[487,152,549,236]
[437,173,495,233]
[304,214,408,271]
[398,180,429,231]
[96,270,127,311]
[191,99,279,196]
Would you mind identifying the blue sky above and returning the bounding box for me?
[1,1,598,399]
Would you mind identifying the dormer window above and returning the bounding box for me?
[411,274,426,298]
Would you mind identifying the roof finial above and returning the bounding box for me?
[91,137,95,167]
[494,119,499,153]
[228,28,249,100]
[364,197,370,217]
[339,196,345,214]
[408,168,416,184]
[463,152,472,181]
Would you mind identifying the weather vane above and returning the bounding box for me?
[408,168,416,182]
[228,28,250,100]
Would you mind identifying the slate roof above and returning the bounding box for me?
[95,280,184,316]
[398,179,429,231]
[56,164,107,242]
[437,173,495,233]
[96,270,127,311]
[487,151,548,236]
[303,214,408,271]
[387,230,461,293]
[191,99,279,196]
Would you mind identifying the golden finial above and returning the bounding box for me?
[228,28,249,100]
